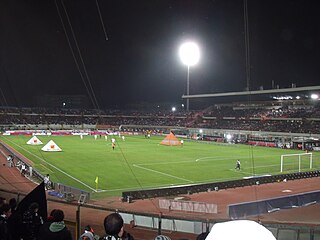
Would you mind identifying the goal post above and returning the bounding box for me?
[280,152,313,173]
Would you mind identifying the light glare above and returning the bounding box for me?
[179,42,200,66]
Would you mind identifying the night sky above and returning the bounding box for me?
[1,0,320,109]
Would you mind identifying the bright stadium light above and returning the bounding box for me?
[172,107,176,112]
[226,134,232,140]
[179,42,200,66]
[179,41,200,111]
[311,94,319,100]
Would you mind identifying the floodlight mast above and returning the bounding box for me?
[179,42,200,111]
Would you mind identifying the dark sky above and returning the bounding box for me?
[1,0,320,109]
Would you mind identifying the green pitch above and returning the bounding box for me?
[1,135,319,197]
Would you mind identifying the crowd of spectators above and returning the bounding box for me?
[2,194,204,240]
[0,107,193,127]
[1,103,320,134]
[203,105,320,119]
[0,195,136,240]
[198,119,320,134]
[199,104,320,133]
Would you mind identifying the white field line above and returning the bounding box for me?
[39,164,54,173]
[0,149,7,158]
[3,138,96,192]
[136,154,283,167]
[132,164,194,183]
[124,154,317,192]
[194,154,282,163]
[3,137,303,193]
[101,155,286,191]
[229,168,253,175]
[95,183,178,193]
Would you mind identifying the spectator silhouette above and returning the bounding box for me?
[21,202,43,240]
[155,235,171,240]
[38,209,72,240]
[196,232,209,240]
[79,225,100,240]
[0,203,12,240]
[102,213,133,240]
[7,199,22,240]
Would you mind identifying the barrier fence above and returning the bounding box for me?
[159,198,218,214]
[122,170,320,201]
[228,190,320,219]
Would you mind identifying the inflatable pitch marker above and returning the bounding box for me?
[41,140,62,152]
[26,136,43,145]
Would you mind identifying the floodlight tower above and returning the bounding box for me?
[179,42,200,111]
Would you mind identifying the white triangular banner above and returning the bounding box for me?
[41,140,62,152]
[26,136,43,145]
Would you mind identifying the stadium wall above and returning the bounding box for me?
[4,124,96,130]
[122,171,320,201]
[228,190,320,219]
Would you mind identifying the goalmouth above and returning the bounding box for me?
[280,152,313,173]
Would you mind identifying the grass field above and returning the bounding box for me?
[1,135,319,197]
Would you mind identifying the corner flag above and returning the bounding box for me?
[95,176,99,191]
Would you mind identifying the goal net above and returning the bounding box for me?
[280,153,313,173]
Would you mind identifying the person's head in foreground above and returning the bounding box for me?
[155,235,171,240]
[205,220,276,240]
[103,213,124,239]
[103,213,134,240]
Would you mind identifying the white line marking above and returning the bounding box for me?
[95,182,188,193]
[133,164,194,183]
[40,164,54,173]
[229,168,252,175]
[137,153,283,166]
[3,138,96,192]
[0,149,8,158]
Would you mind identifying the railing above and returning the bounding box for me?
[122,170,320,201]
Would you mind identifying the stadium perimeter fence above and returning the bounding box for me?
[122,170,320,201]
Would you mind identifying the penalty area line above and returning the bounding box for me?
[40,164,54,173]
[229,168,252,175]
[133,164,194,183]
